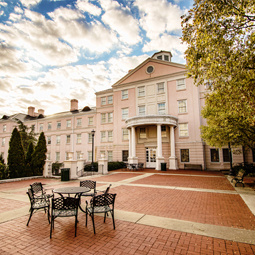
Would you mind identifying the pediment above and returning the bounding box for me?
[112,58,186,87]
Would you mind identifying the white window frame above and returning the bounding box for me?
[158,103,166,115]
[47,136,51,145]
[108,112,113,123]
[108,151,113,162]
[177,79,186,90]
[47,153,51,160]
[108,95,113,104]
[179,123,189,137]
[39,123,43,131]
[66,134,71,144]
[77,118,82,127]
[138,105,145,116]
[101,97,106,105]
[48,122,52,130]
[138,86,145,97]
[101,131,106,142]
[157,82,164,94]
[57,121,61,129]
[121,90,128,100]
[2,138,5,146]
[3,125,6,132]
[108,131,113,142]
[56,152,60,161]
[101,113,106,124]
[122,108,129,120]
[88,151,92,162]
[66,120,71,128]
[88,117,93,126]
[88,133,92,143]
[77,134,82,144]
[76,151,82,160]
[178,99,187,114]
[122,128,129,141]
[56,135,60,145]
[139,128,146,139]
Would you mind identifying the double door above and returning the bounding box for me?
[146,147,156,168]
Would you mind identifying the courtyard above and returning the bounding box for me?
[0,169,255,255]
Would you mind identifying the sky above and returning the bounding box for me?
[0,0,193,117]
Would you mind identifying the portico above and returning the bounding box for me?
[125,115,178,170]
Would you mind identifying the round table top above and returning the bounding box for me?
[53,186,90,194]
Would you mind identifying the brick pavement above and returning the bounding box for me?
[0,170,255,254]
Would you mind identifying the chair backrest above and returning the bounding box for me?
[52,196,79,211]
[104,184,112,195]
[27,188,33,203]
[30,182,44,196]
[91,193,116,208]
[80,180,96,191]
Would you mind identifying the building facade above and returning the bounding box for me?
[0,51,254,174]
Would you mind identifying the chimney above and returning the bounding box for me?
[38,109,44,115]
[70,99,78,111]
[28,106,35,117]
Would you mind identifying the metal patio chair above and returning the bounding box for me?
[26,188,50,226]
[80,180,97,197]
[50,196,80,238]
[85,193,116,234]
[30,182,53,199]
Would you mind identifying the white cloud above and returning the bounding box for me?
[134,0,183,39]
[20,0,42,8]
[76,0,102,16]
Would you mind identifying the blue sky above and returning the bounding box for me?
[0,0,193,116]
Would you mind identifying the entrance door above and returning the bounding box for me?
[146,147,156,168]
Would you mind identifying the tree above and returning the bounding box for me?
[25,142,34,177]
[15,119,37,154]
[181,0,255,149]
[31,132,47,176]
[7,127,25,178]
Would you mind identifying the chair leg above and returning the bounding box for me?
[104,212,107,223]
[75,215,77,237]
[91,214,96,234]
[47,206,50,224]
[85,208,88,227]
[111,211,115,230]
[26,209,33,226]
[50,217,54,238]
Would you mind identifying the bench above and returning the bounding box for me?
[231,170,245,187]
[184,164,202,170]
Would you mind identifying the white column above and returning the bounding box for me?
[131,126,136,157]
[169,126,178,170]
[157,124,162,157]
[128,128,132,158]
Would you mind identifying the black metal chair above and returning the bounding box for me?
[80,180,97,197]
[26,188,50,226]
[30,182,53,199]
[50,196,80,238]
[85,193,116,234]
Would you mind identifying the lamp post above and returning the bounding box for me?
[91,129,95,173]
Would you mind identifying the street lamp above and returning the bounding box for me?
[91,129,95,173]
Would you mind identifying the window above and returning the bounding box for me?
[39,123,43,131]
[66,120,71,128]
[138,86,145,97]
[108,112,113,123]
[180,149,189,162]
[66,135,71,144]
[56,135,60,145]
[157,55,162,60]
[139,128,146,138]
[108,151,113,162]
[108,131,113,142]
[77,118,82,127]
[177,79,186,90]
[88,117,93,125]
[47,136,51,145]
[178,100,187,113]
[122,128,129,140]
[76,151,82,160]
[101,97,106,105]
[122,150,128,162]
[2,138,5,146]
[222,148,230,162]
[146,65,154,74]
[56,152,60,161]
[47,153,51,160]
[88,133,92,143]
[3,125,6,132]
[48,123,52,130]
[101,113,106,124]
[77,134,81,144]
[108,95,113,104]
[210,149,219,162]
[138,105,145,116]
[164,55,169,61]
[57,121,61,129]
[158,103,166,115]
[65,152,69,160]
[88,151,92,161]
[179,123,188,137]
[101,131,106,142]
[122,108,129,120]
[161,125,167,137]
[121,90,128,100]
[157,82,164,93]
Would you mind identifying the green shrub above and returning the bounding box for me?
[108,161,126,171]
[84,162,98,172]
